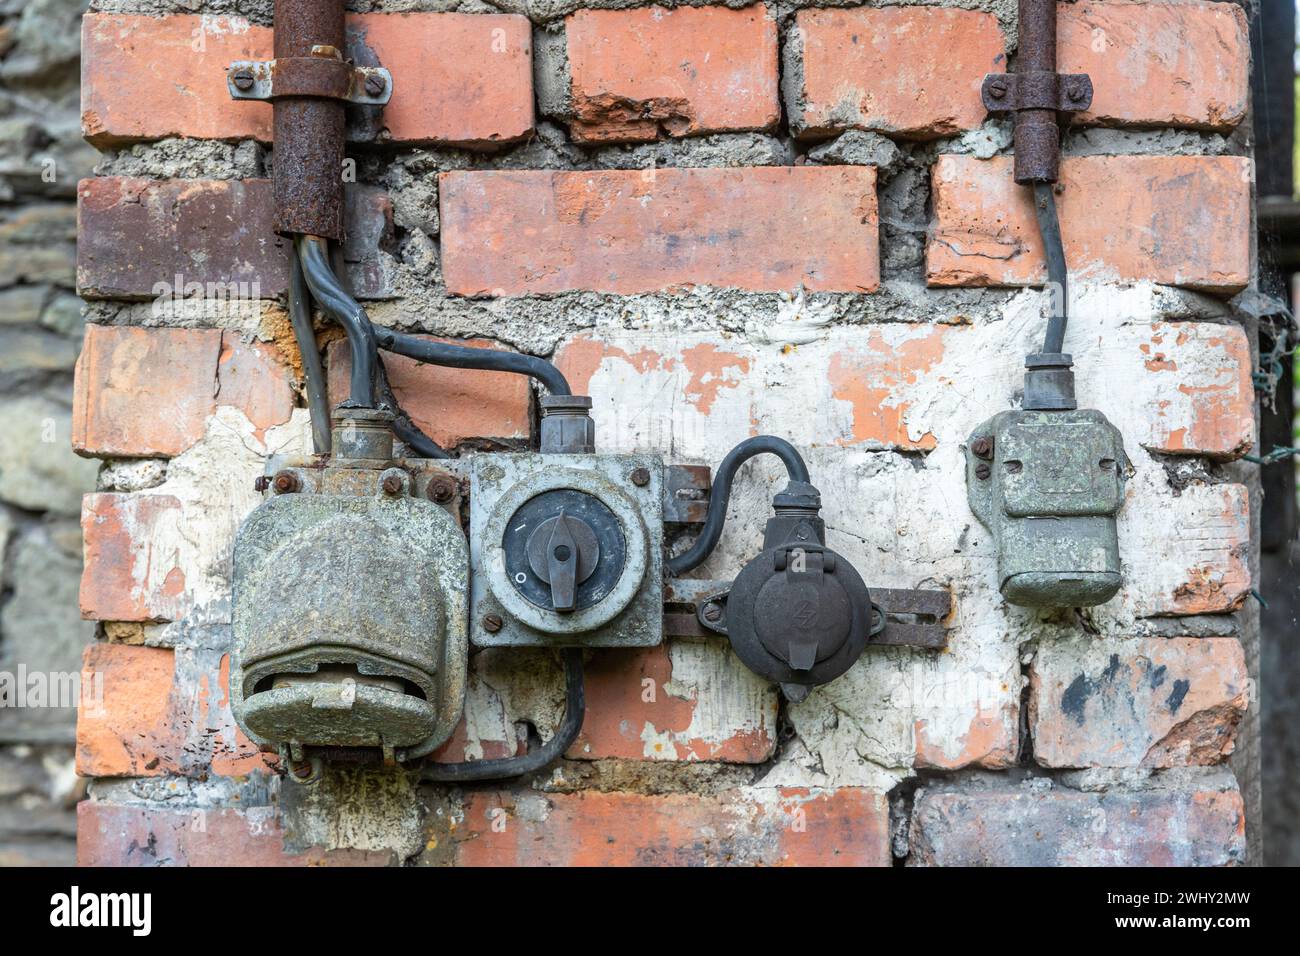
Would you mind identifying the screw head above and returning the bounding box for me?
[381,473,404,496]
[974,462,992,480]
[272,470,301,494]
[427,475,456,503]
[482,614,503,634]
[1068,83,1086,103]
[703,604,722,623]
[232,69,255,92]
[630,467,651,487]
[254,475,271,493]
[988,80,1007,100]
[364,73,386,97]
[970,435,994,460]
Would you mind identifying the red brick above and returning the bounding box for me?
[81,13,533,148]
[76,177,393,301]
[927,155,1251,292]
[452,788,891,866]
[78,802,391,866]
[1061,1,1248,131]
[80,494,188,622]
[565,6,778,144]
[76,644,271,779]
[326,336,531,449]
[791,7,1005,138]
[568,642,777,763]
[73,325,294,459]
[909,778,1245,866]
[440,167,879,296]
[1030,637,1248,769]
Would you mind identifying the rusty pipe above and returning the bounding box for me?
[273,0,346,239]
[1013,0,1061,184]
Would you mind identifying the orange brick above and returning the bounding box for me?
[1030,637,1248,768]
[452,788,890,866]
[440,167,879,295]
[927,155,1251,292]
[73,325,294,458]
[76,644,271,778]
[80,493,187,622]
[568,642,777,763]
[78,802,392,866]
[565,6,778,144]
[81,13,533,147]
[791,7,1005,138]
[1062,1,1248,131]
[326,336,531,449]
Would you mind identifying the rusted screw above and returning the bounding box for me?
[703,604,722,623]
[482,614,503,634]
[974,462,992,480]
[364,73,387,97]
[232,69,255,92]
[988,80,1007,100]
[427,475,456,504]
[254,475,271,493]
[381,474,404,496]
[970,436,994,460]
[272,470,301,494]
[630,467,651,487]
[290,761,314,780]
[1068,83,1086,103]
[1006,461,1023,475]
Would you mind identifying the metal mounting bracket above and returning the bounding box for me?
[981,71,1092,115]
[226,57,393,106]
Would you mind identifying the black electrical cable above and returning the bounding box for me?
[296,235,377,408]
[374,353,451,459]
[667,436,810,576]
[421,648,585,783]
[1033,181,1069,355]
[287,251,333,455]
[373,328,572,396]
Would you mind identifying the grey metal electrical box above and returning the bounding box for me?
[231,452,469,766]
[469,453,664,647]
[965,408,1130,608]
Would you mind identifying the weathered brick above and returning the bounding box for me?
[565,6,778,144]
[76,643,270,778]
[81,13,533,148]
[430,642,777,765]
[73,325,295,459]
[1030,637,1248,768]
[77,802,391,866]
[1121,481,1252,617]
[569,641,778,763]
[790,7,1005,138]
[909,776,1246,866]
[927,155,1252,292]
[80,493,188,622]
[439,167,879,295]
[326,336,531,449]
[1061,1,1249,131]
[77,177,393,301]
[451,788,890,866]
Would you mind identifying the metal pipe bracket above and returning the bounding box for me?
[981,71,1092,115]
[227,54,393,106]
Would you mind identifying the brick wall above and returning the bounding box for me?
[71,1,1257,866]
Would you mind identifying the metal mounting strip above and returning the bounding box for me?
[227,58,393,106]
[981,71,1092,115]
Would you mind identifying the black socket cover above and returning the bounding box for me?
[726,522,872,691]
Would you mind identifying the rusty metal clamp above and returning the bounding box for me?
[227,49,392,106]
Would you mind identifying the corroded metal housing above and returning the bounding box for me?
[966,408,1130,608]
[232,460,469,763]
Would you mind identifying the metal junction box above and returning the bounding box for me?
[469,453,664,647]
[966,408,1130,608]
[231,458,469,764]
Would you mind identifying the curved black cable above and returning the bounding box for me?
[668,436,810,576]
[295,235,377,408]
[1033,182,1069,355]
[373,328,572,396]
[287,250,332,455]
[421,648,584,783]
[374,353,451,459]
